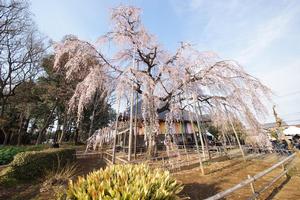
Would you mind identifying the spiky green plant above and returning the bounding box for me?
[64,164,183,200]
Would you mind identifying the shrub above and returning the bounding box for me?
[41,163,77,199]
[1,148,75,181]
[0,145,46,165]
[64,164,183,200]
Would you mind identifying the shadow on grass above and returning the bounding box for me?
[180,182,221,200]
[75,156,107,176]
[0,181,41,200]
[0,157,108,200]
[175,153,268,175]
[205,153,271,176]
[265,176,291,200]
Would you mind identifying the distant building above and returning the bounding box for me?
[121,100,211,136]
[262,121,288,140]
[262,121,288,130]
[119,100,212,146]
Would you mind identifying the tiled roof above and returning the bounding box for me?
[123,100,210,122]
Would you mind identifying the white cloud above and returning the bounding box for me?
[170,0,300,123]
[236,8,296,64]
[259,61,300,95]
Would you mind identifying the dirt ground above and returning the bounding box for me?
[174,154,289,200]
[0,157,107,200]
[271,151,300,200]
[0,153,293,200]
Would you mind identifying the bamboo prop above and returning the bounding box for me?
[197,103,211,160]
[134,92,138,159]
[225,132,232,147]
[193,98,206,158]
[123,119,127,151]
[224,104,246,162]
[112,97,121,164]
[128,48,136,162]
[134,62,139,159]
[184,88,204,174]
[221,128,228,156]
[183,92,204,174]
[188,108,205,175]
[178,95,188,155]
[128,84,134,161]
[221,127,229,156]
[117,120,121,145]
[179,120,188,155]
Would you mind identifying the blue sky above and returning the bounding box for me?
[30,0,300,124]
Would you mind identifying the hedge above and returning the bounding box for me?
[0,145,46,165]
[1,148,76,181]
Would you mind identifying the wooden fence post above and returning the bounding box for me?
[248,175,257,199]
[281,163,287,178]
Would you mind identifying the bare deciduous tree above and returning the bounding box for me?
[0,0,45,144]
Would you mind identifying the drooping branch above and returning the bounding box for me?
[54,5,272,146]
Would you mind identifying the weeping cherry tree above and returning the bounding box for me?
[53,6,272,157]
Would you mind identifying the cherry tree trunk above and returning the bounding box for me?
[147,135,157,159]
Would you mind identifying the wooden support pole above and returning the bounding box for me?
[229,117,246,161]
[134,62,139,160]
[188,107,205,175]
[221,128,228,156]
[128,89,134,161]
[193,99,206,158]
[281,163,287,178]
[179,120,188,155]
[226,133,232,147]
[134,92,138,159]
[128,49,136,162]
[184,90,204,174]
[112,97,121,164]
[224,105,246,162]
[248,174,257,200]
[197,102,211,160]
[179,95,188,155]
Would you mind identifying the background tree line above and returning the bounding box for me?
[0,0,114,145]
